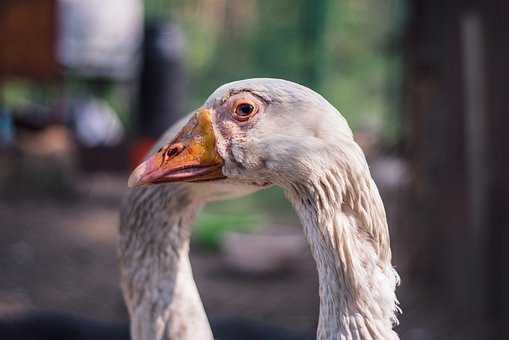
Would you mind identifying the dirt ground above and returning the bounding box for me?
[0,173,320,334]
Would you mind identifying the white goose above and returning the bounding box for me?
[124,78,400,340]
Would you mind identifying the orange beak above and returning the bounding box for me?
[128,109,225,188]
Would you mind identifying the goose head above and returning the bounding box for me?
[128,78,358,193]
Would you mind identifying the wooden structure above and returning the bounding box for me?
[405,0,509,336]
[0,0,60,80]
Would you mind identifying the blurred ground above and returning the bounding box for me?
[0,173,319,333]
[0,155,434,334]
[0,175,126,321]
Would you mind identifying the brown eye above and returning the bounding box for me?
[234,102,257,121]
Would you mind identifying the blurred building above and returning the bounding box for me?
[0,0,60,80]
[58,0,143,81]
[0,0,143,81]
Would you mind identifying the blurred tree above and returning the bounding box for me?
[300,0,329,89]
[151,0,404,142]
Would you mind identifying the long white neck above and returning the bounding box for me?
[284,152,400,340]
[119,185,213,340]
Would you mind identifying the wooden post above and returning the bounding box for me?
[482,1,509,335]
[405,0,509,335]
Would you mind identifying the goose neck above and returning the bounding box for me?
[285,166,400,340]
[119,185,213,340]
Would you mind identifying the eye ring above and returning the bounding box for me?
[233,101,258,122]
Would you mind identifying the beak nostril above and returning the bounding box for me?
[164,143,185,159]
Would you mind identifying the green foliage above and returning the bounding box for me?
[1,81,32,108]
[1,80,59,110]
[193,211,263,250]
[193,187,296,250]
[320,0,405,142]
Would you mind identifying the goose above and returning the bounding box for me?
[126,78,400,340]
[120,113,308,340]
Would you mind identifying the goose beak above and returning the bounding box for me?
[128,109,225,188]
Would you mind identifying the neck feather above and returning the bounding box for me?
[284,149,400,340]
[119,185,213,340]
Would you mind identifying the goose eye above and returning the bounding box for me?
[234,102,257,121]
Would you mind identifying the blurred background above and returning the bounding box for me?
[0,0,507,339]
